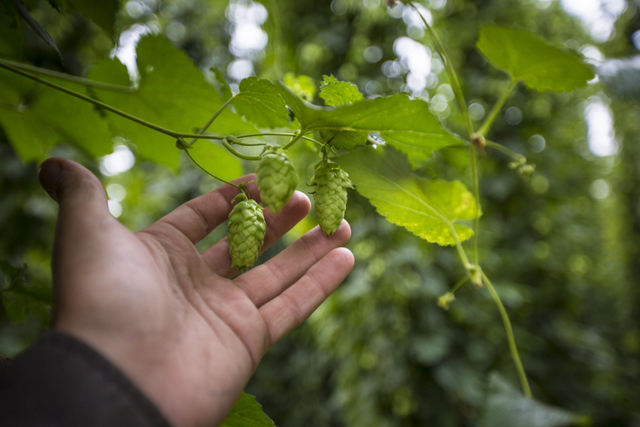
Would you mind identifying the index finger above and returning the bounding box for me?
[143,174,258,244]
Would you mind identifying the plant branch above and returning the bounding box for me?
[0,58,135,92]
[481,271,532,399]
[408,2,474,138]
[477,79,518,137]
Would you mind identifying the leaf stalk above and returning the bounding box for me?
[477,79,518,137]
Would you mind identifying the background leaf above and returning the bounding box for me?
[88,36,258,170]
[66,0,120,39]
[283,73,315,102]
[11,0,61,58]
[476,25,594,92]
[0,0,23,57]
[0,68,113,162]
[231,77,291,129]
[481,373,591,427]
[189,141,243,182]
[0,260,51,324]
[338,146,480,246]
[220,392,276,427]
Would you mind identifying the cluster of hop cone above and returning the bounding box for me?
[227,147,353,271]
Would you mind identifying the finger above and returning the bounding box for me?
[233,221,351,306]
[39,158,114,233]
[143,174,258,244]
[39,158,122,283]
[201,191,311,276]
[259,247,354,346]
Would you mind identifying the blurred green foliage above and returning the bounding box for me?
[1,0,640,426]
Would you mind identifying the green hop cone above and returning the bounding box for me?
[256,148,298,213]
[227,193,266,271]
[311,160,353,235]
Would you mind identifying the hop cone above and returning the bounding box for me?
[227,193,266,271]
[311,160,353,235]
[256,148,298,213]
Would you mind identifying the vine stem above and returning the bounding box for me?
[409,2,482,266]
[0,59,136,92]
[477,79,518,137]
[282,132,304,150]
[188,97,235,146]
[183,148,242,190]
[449,224,472,270]
[408,2,531,400]
[220,138,261,161]
[449,225,532,398]
[470,146,480,268]
[481,271,533,399]
[408,2,474,138]
[0,62,232,142]
[235,132,323,145]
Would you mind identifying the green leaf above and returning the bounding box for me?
[231,77,291,128]
[66,0,120,39]
[88,36,258,170]
[275,82,308,126]
[189,141,243,182]
[319,75,364,106]
[477,25,595,92]
[220,393,276,427]
[318,75,368,148]
[0,106,56,162]
[481,373,591,427]
[319,129,368,150]
[338,146,480,246]
[277,83,464,166]
[0,67,113,162]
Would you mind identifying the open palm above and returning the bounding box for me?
[41,158,354,427]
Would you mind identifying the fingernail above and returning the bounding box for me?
[38,161,62,202]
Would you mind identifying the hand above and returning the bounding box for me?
[38,158,354,427]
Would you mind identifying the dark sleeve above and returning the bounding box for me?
[0,331,172,427]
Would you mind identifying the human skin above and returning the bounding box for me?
[39,158,355,427]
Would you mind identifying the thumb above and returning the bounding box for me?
[39,157,111,223]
